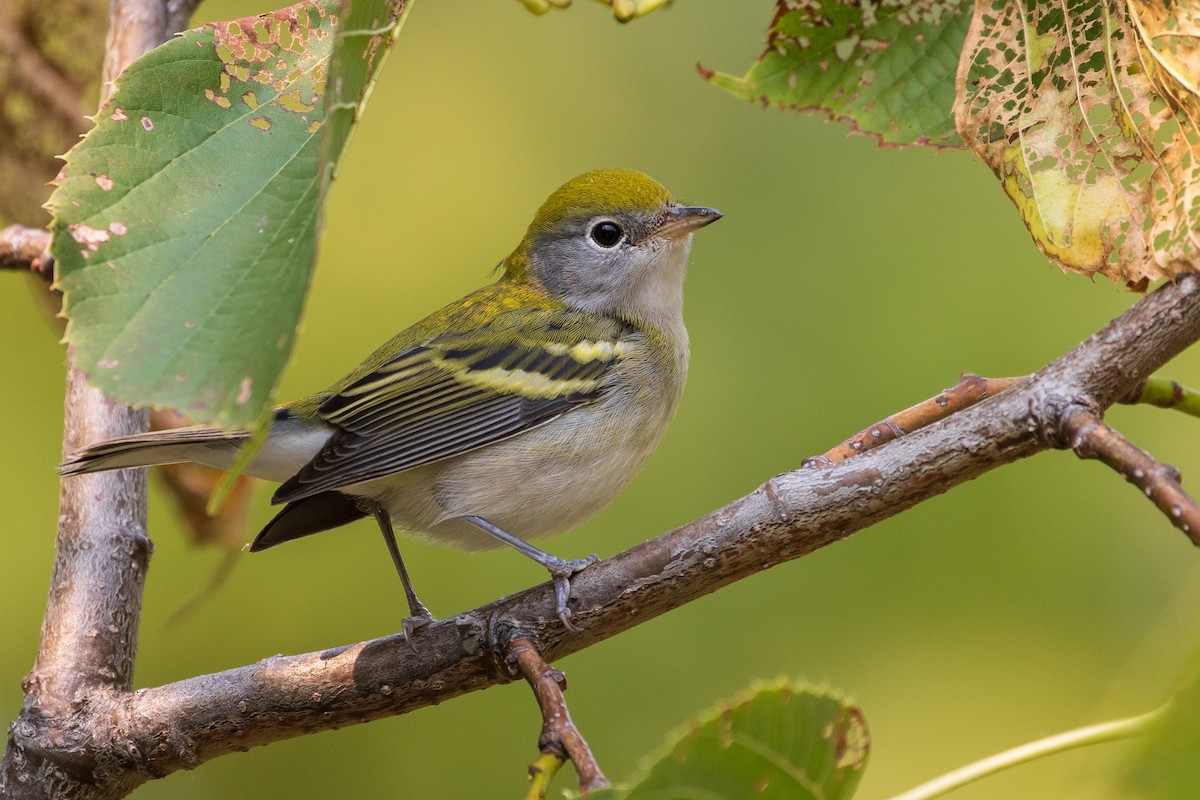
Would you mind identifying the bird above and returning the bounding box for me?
[60,167,722,635]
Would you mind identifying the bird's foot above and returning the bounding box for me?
[401,606,436,650]
[544,554,600,632]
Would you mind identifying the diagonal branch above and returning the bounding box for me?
[806,373,1023,466]
[31,273,1192,792]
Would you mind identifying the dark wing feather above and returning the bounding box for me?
[272,311,634,505]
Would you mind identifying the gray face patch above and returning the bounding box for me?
[529,209,692,332]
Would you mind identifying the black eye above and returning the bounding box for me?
[590,221,623,248]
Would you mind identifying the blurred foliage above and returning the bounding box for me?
[4,1,1200,799]
[585,679,868,800]
[0,0,102,226]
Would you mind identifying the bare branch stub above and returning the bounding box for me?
[806,374,1024,467]
[0,225,53,280]
[1064,406,1200,546]
[506,637,609,794]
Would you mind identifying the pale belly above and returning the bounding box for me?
[346,386,679,550]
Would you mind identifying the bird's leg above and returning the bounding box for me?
[461,515,599,631]
[372,506,435,640]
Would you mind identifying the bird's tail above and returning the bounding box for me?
[59,427,250,476]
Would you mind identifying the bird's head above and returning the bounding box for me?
[506,168,721,330]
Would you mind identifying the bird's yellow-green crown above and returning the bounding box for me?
[527,168,674,236]
[504,168,674,281]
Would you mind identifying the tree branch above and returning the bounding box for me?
[3,273,1186,797]
[806,373,1022,466]
[0,226,52,280]
[507,637,608,792]
[1065,408,1200,544]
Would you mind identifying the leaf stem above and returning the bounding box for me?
[525,753,565,800]
[885,706,1167,800]
[1125,376,1200,420]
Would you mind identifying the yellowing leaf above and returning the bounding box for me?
[954,0,1200,287]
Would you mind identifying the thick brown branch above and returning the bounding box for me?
[0,226,52,280]
[507,637,608,792]
[1065,407,1200,544]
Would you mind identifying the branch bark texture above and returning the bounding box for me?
[0,226,52,278]
[6,273,1198,799]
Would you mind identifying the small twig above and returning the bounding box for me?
[805,374,1023,467]
[1065,407,1200,545]
[1120,376,1200,419]
[886,705,1163,800]
[525,753,566,800]
[0,225,53,280]
[507,637,609,794]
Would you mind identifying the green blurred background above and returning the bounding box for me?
[4,1,1200,797]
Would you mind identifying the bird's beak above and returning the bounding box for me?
[650,206,723,240]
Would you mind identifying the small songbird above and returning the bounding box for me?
[61,168,721,634]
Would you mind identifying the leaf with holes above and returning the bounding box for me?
[579,679,869,800]
[954,0,1200,287]
[704,0,973,146]
[48,0,411,426]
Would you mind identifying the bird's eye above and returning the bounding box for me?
[589,221,624,248]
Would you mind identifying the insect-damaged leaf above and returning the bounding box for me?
[48,0,410,426]
[704,0,973,147]
[954,0,1200,287]
[583,679,869,800]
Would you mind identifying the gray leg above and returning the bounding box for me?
[461,515,598,631]
[373,506,435,640]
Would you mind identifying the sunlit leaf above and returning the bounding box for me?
[579,679,869,800]
[48,0,411,427]
[704,0,972,147]
[954,0,1200,287]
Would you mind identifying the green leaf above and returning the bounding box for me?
[954,0,1200,286]
[583,678,869,800]
[48,0,411,427]
[703,0,972,147]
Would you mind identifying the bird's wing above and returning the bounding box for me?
[272,309,636,504]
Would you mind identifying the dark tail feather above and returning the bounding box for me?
[250,492,369,551]
[60,428,249,476]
